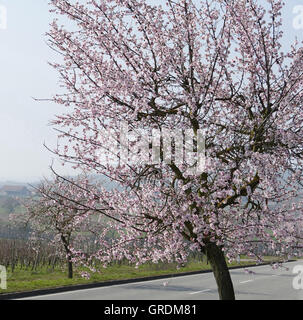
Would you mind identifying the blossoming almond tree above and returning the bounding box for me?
[23,175,104,279]
[47,0,303,299]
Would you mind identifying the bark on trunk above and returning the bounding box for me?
[205,242,235,300]
[67,257,73,279]
[65,246,73,279]
[61,235,73,279]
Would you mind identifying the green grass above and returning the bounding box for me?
[0,257,269,295]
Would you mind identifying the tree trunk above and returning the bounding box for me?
[67,256,73,279]
[205,242,235,300]
[61,235,73,279]
[65,246,73,279]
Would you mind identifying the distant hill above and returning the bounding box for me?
[0,180,40,190]
[0,195,24,221]
[0,185,32,197]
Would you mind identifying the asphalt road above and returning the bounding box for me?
[18,260,303,300]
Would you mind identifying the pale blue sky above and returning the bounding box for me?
[0,0,66,182]
[0,1,302,182]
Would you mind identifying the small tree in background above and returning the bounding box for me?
[46,0,303,299]
[23,175,104,279]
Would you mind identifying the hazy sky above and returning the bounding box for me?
[0,0,67,182]
[0,1,302,183]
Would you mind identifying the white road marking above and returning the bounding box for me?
[239,280,253,284]
[189,289,212,295]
